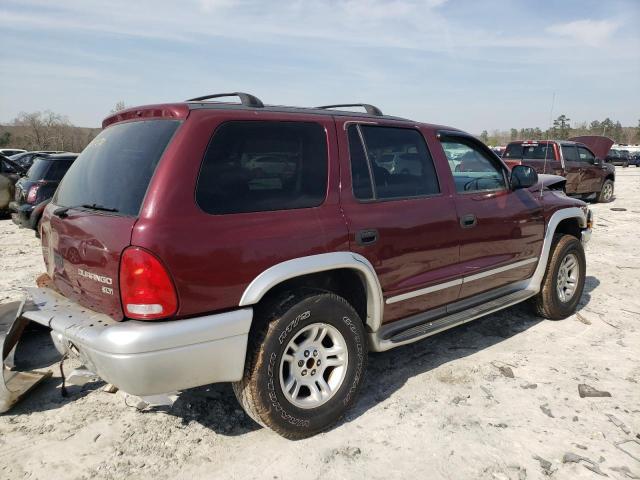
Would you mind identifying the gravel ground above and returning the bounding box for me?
[1,168,639,480]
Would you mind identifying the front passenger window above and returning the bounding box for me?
[441,138,507,193]
[577,146,595,164]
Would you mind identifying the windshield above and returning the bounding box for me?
[54,120,180,216]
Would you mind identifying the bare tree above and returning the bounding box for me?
[110,101,127,113]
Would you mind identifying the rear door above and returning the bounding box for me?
[438,133,544,300]
[560,144,586,193]
[337,120,460,324]
[41,119,181,320]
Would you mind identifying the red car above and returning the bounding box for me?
[2,93,592,438]
[502,137,616,202]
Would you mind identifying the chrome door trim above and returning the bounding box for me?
[385,257,538,305]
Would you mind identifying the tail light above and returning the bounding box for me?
[26,184,41,204]
[119,247,178,320]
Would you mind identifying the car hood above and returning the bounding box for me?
[529,174,566,193]
[568,135,614,160]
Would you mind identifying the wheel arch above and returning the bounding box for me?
[239,252,384,332]
[525,207,586,294]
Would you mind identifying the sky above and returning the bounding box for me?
[1,0,639,133]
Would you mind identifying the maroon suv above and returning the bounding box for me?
[6,93,592,438]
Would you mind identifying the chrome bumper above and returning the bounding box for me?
[21,288,252,396]
[581,228,592,245]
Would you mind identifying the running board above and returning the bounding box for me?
[370,289,536,352]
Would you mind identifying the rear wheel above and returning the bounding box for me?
[623,161,629,168]
[233,292,367,439]
[597,179,614,203]
[531,234,586,320]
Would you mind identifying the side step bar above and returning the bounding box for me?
[0,301,52,413]
[371,289,536,352]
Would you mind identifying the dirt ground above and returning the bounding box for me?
[1,168,639,480]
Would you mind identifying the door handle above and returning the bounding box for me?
[460,214,477,228]
[356,229,378,246]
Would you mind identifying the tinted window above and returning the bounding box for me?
[347,126,374,200]
[196,121,327,214]
[562,145,579,162]
[45,160,74,181]
[577,146,595,164]
[349,125,439,200]
[26,158,51,180]
[55,120,179,216]
[441,138,507,193]
[504,143,556,160]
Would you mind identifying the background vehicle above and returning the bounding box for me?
[503,137,616,202]
[9,153,77,229]
[0,148,26,157]
[9,151,64,170]
[3,94,591,439]
[0,154,27,215]
[605,149,629,167]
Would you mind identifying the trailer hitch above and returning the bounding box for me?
[0,300,52,413]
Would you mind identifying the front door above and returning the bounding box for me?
[337,120,461,324]
[576,145,603,193]
[437,133,545,300]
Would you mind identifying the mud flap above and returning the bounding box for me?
[0,300,52,413]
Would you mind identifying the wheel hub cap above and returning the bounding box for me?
[556,253,579,303]
[279,322,348,409]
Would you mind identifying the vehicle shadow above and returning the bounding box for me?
[174,275,602,436]
[7,276,600,438]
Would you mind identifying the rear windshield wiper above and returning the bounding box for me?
[53,203,119,218]
[81,203,119,213]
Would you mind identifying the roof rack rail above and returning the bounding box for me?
[185,92,264,108]
[316,103,383,116]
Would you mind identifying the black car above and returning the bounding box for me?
[9,153,77,231]
[9,150,64,170]
[605,149,630,167]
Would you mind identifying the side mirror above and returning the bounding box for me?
[593,157,601,165]
[510,165,538,190]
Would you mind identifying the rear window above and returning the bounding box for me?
[55,120,180,216]
[26,158,51,180]
[196,121,328,214]
[504,143,555,160]
[45,160,74,181]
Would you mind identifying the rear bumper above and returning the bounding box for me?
[21,288,252,396]
[8,201,34,226]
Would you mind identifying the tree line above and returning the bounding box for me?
[480,115,640,146]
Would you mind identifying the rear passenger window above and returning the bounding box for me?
[347,125,439,200]
[196,121,327,214]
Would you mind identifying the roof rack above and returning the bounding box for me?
[185,92,264,108]
[316,103,383,116]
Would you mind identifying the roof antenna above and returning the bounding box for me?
[540,92,556,199]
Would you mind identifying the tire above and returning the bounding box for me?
[531,234,586,320]
[623,162,629,168]
[233,292,367,439]
[34,217,42,238]
[597,179,614,203]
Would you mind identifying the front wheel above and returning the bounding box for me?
[531,234,586,320]
[597,179,614,203]
[233,293,367,439]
